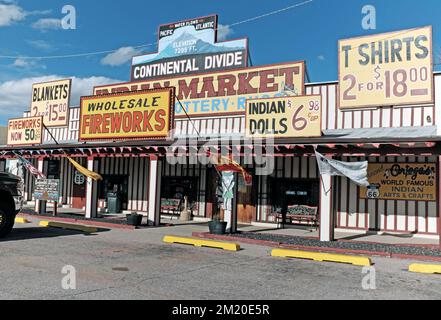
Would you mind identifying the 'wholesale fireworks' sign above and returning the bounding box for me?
[94,61,305,118]
[7,116,43,146]
[245,95,322,139]
[360,163,436,201]
[339,26,433,109]
[30,79,72,127]
[79,88,175,141]
[131,15,248,81]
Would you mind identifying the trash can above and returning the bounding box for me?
[107,192,122,214]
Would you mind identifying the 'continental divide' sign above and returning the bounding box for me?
[360,163,436,201]
[245,95,322,139]
[94,61,305,118]
[79,88,175,141]
[131,15,248,81]
[339,26,433,109]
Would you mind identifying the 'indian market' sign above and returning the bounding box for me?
[360,163,436,201]
[131,15,248,81]
[7,116,43,146]
[245,95,322,139]
[79,88,175,141]
[30,79,72,127]
[339,26,433,109]
[94,61,305,118]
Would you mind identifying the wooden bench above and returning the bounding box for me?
[161,198,182,219]
[274,205,319,229]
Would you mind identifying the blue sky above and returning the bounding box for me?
[0,0,440,124]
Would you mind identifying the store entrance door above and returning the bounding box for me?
[237,173,256,224]
[72,170,86,209]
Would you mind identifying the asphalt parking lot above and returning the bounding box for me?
[1,219,441,300]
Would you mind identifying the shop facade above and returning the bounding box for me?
[1,18,440,243]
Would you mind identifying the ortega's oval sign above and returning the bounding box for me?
[79,88,175,141]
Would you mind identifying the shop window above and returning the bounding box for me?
[161,177,199,210]
[269,178,319,214]
[98,175,129,210]
[47,160,60,179]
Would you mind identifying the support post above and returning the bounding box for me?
[223,172,238,234]
[438,156,441,249]
[85,157,98,219]
[148,155,162,226]
[319,175,334,242]
[35,158,47,214]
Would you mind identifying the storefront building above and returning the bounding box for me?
[1,18,440,243]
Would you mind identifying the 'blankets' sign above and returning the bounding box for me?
[7,116,43,146]
[339,26,433,109]
[245,95,322,139]
[30,79,71,127]
[79,88,175,141]
[94,61,305,118]
[131,15,248,81]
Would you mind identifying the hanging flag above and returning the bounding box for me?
[17,155,46,179]
[315,151,370,187]
[67,157,103,181]
[209,153,252,186]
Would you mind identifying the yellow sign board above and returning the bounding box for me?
[30,79,72,127]
[93,61,305,118]
[79,88,175,141]
[246,95,322,138]
[7,116,43,146]
[339,26,433,109]
[360,163,436,201]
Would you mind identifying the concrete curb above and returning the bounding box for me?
[18,213,137,230]
[164,235,240,252]
[192,232,441,263]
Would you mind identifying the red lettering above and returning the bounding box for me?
[111,113,123,133]
[143,111,154,131]
[178,78,200,99]
[133,111,143,132]
[154,110,166,131]
[237,72,258,95]
[217,75,237,97]
[259,69,278,93]
[122,112,132,133]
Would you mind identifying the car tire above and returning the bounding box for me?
[0,203,15,238]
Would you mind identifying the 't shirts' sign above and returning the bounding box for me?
[131,15,248,81]
[79,88,175,141]
[339,26,433,109]
[245,95,322,139]
[31,79,72,127]
[7,116,43,146]
[94,61,305,118]
[360,163,436,201]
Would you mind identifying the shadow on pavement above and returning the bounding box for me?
[0,226,109,242]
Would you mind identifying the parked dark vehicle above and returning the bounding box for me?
[0,173,23,238]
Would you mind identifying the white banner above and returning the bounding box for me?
[315,151,370,187]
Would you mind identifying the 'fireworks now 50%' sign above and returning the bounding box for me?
[245,95,322,139]
[79,88,175,141]
[7,116,43,146]
[339,26,433,109]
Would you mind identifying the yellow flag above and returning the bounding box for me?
[67,157,103,181]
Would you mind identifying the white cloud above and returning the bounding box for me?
[0,3,26,26]
[318,55,326,61]
[32,18,62,31]
[0,75,123,118]
[27,39,53,51]
[11,58,45,70]
[217,24,234,41]
[101,47,143,67]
